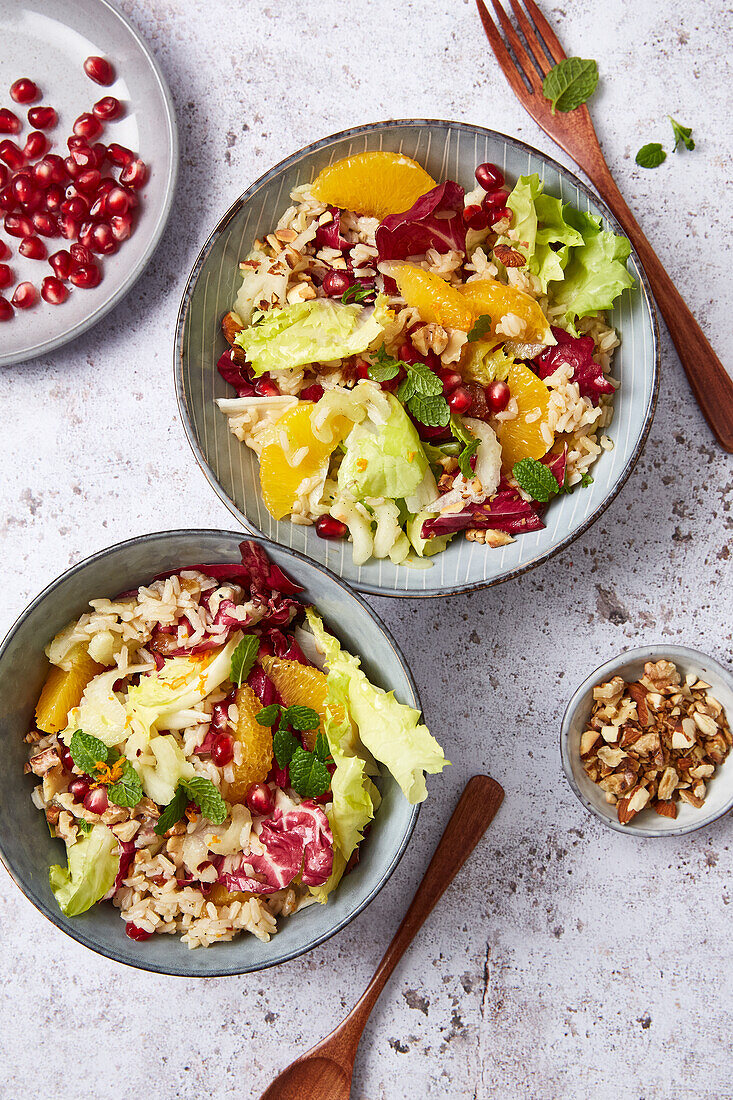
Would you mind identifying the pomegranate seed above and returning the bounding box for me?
[4,212,33,237]
[93,96,121,121]
[315,515,348,540]
[0,185,16,212]
[436,368,462,394]
[89,221,116,254]
[119,158,147,189]
[70,242,93,265]
[88,194,107,218]
[11,281,37,308]
[68,777,90,802]
[73,112,102,140]
[28,105,57,129]
[106,142,134,167]
[96,175,116,196]
[34,154,67,186]
[125,922,153,942]
[483,188,509,210]
[300,383,324,403]
[475,162,505,190]
[486,379,511,413]
[83,786,108,814]
[67,134,88,152]
[0,165,7,189]
[70,146,96,171]
[59,744,74,771]
[11,171,35,205]
[10,78,39,104]
[489,206,512,227]
[32,211,59,237]
[462,203,489,230]
[109,212,131,242]
[91,142,108,167]
[49,249,72,279]
[211,733,234,767]
[0,263,12,289]
[75,168,101,195]
[447,386,473,415]
[0,140,25,171]
[44,184,64,212]
[105,185,130,215]
[70,262,100,288]
[0,295,12,321]
[41,275,68,304]
[0,240,8,259]
[254,377,280,397]
[245,783,275,816]
[64,155,80,179]
[322,269,352,297]
[84,56,115,86]
[59,213,80,240]
[61,196,88,219]
[24,131,47,160]
[0,108,20,134]
[355,359,370,380]
[398,340,420,364]
[19,235,47,260]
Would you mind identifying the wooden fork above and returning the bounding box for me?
[476,0,733,451]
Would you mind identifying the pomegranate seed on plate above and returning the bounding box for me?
[447,386,473,415]
[96,175,116,195]
[106,142,134,167]
[0,140,25,171]
[83,786,108,814]
[84,56,115,86]
[70,242,93,265]
[28,105,57,129]
[70,146,96,171]
[436,368,462,394]
[105,185,130,215]
[462,203,489,230]
[0,165,7,189]
[59,213,80,239]
[125,922,153,942]
[70,262,100,288]
[0,295,13,320]
[68,777,90,802]
[486,379,511,413]
[300,383,324,403]
[41,275,68,304]
[67,134,88,151]
[11,171,35,205]
[24,131,48,160]
[475,161,505,190]
[19,235,47,260]
[245,783,275,816]
[0,186,17,212]
[10,78,39,104]
[75,168,101,194]
[315,515,348,540]
[0,240,8,259]
[119,158,147,188]
[0,263,12,289]
[482,188,509,210]
[44,183,64,212]
[211,733,234,767]
[0,108,20,134]
[49,249,72,279]
[61,196,88,219]
[322,269,352,297]
[64,155,81,179]
[91,142,108,167]
[32,211,59,237]
[109,212,131,242]
[489,205,512,227]
[93,96,121,121]
[4,212,34,237]
[88,193,106,218]
[11,281,37,308]
[34,153,67,186]
[73,112,102,140]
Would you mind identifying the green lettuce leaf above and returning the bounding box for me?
[49,824,120,917]
[406,512,453,558]
[549,207,635,331]
[306,609,448,804]
[337,394,429,501]
[235,296,391,376]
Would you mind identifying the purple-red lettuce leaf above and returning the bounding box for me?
[534,326,615,406]
[375,181,467,264]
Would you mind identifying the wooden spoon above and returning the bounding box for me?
[259,774,505,1100]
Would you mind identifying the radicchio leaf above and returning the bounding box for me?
[239,540,304,596]
[218,802,333,894]
[247,665,281,707]
[375,181,467,264]
[217,349,255,397]
[534,326,615,406]
[267,628,311,665]
[421,478,546,538]
[314,206,350,251]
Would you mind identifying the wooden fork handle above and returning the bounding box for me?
[584,159,733,451]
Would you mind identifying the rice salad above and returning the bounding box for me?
[26,540,446,948]
[215,152,634,564]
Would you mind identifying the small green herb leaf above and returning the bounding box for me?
[669,116,694,152]
[183,777,227,825]
[635,143,667,169]
[542,57,599,113]
[256,704,281,727]
[154,784,189,835]
[368,359,400,383]
[450,415,479,479]
[77,819,93,835]
[408,361,443,397]
[107,759,144,809]
[283,705,321,732]
[313,732,330,762]
[397,373,416,402]
[341,283,375,304]
[69,730,109,776]
[288,746,332,799]
[467,314,493,342]
[409,393,451,427]
[230,634,259,687]
[273,726,298,769]
[580,471,594,487]
[513,457,560,502]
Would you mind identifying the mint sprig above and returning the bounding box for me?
[273,726,299,768]
[341,283,375,304]
[669,116,694,152]
[154,776,227,836]
[107,759,144,808]
[69,730,143,810]
[230,635,259,687]
[513,457,560,503]
[450,415,479,479]
[369,346,450,428]
[69,730,108,776]
[288,746,332,799]
[255,702,331,798]
[542,57,598,114]
[154,785,189,836]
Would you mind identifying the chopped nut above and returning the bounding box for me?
[580,729,600,758]
[494,243,526,267]
[29,746,60,776]
[692,711,718,737]
[657,766,679,800]
[274,227,297,243]
[221,310,243,346]
[654,800,678,819]
[628,682,651,726]
[617,785,650,824]
[678,788,704,809]
[600,724,619,743]
[630,731,661,757]
[597,746,627,768]
[593,676,625,702]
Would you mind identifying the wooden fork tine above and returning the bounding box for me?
[521,0,567,65]
[508,0,552,75]
[475,0,537,101]
[488,0,543,89]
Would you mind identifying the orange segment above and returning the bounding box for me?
[261,656,348,751]
[35,649,104,734]
[227,683,274,803]
[258,403,351,521]
[389,263,475,330]
[311,152,436,220]
[208,883,255,905]
[494,360,552,472]
[459,278,553,345]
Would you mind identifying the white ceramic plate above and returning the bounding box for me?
[0,0,177,366]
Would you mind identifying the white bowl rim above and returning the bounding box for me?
[560,643,733,838]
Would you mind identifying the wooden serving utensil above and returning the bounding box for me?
[258,774,504,1100]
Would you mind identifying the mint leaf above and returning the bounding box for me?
[256,704,281,727]
[397,373,416,402]
[77,819,93,835]
[273,726,298,768]
[542,57,598,113]
[230,635,259,687]
[368,345,403,383]
[69,730,109,776]
[183,777,227,825]
[107,759,144,809]
[669,116,694,152]
[513,457,560,502]
[341,283,374,304]
[580,471,594,487]
[635,143,666,169]
[283,705,321,731]
[408,393,450,427]
[408,361,443,397]
[314,732,330,762]
[288,746,331,798]
[467,314,492,342]
[450,415,479,479]
[154,784,189,835]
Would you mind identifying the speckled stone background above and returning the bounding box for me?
[2,1,732,1097]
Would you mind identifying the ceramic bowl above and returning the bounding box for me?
[561,645,733,837]
[175,119,659,597]
[0,530,421,975]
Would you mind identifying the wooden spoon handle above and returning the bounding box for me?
[584,160,733,451]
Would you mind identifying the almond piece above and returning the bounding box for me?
[654,800,678,819]
[221,310,243,346]
[494,243,526,267]
[632,731,661,757]
[692,711,718,737]
[617,785,650,824]
[657,766,679,801]
[628,682,652,726]
[580,729,600,758]
[678,788,704,809]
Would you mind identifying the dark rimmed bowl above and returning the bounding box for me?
[175,119,659,597]
[0,530,421,976]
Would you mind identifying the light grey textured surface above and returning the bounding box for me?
[1,1,731,1097]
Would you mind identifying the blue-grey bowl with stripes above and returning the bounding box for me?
[175,121,659,597]
[0,531,420,976]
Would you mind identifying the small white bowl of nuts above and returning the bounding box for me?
[561,645,733,836]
